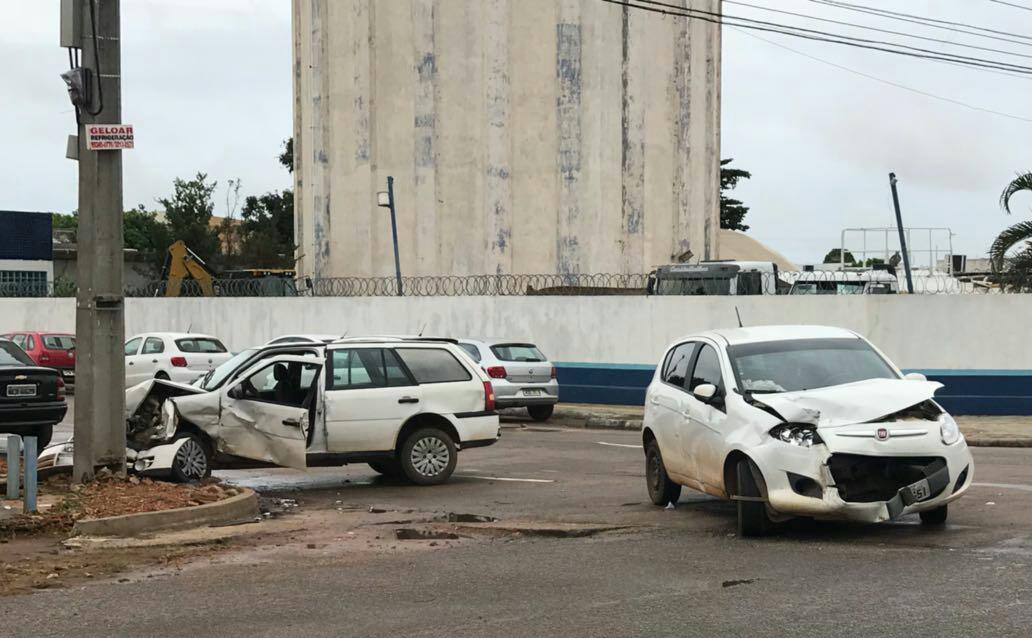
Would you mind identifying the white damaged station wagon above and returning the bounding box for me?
[40,338,501,485]
[643,325,974,536]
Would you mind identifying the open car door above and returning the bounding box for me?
[218,354,323,469]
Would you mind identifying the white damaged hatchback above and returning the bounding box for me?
[642,325,974,536]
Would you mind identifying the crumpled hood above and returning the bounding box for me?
[125,378,205,418]
[751,378,944,427]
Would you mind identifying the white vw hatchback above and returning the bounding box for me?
[642,325,974,536]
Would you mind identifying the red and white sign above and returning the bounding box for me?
[85,124,134,151]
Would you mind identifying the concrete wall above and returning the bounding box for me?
[293,0,722,279]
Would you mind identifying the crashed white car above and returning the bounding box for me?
[643,325,974,536]
[40,339,501,485]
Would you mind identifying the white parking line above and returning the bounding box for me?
[597,441,642,449]
[973,482,1032,493]
[456,475,556,484]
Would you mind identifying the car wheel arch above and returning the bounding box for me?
[642,427,657,450]
[394,413,460,454]
[723,450,765,499]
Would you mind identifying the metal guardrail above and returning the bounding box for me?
[0,271,1014,298]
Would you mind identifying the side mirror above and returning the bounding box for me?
[227,385,243,400]
[693,383,718,403]
[904,372,927,382]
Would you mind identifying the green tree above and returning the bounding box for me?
[123,205,172,270]
[239,189,295,268]
[51,212,78,231]
[279,138,293,174]
[991,172,1032,291]
[158,173,221,265]
[822,249,856,265]
[720,158,751,232]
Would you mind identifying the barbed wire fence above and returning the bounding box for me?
[0,271,1011,298]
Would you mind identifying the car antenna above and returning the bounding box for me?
[418,323,427,337]
[186,322,193,334]
[735,307,744,328]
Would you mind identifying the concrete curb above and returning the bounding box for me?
[551,415,1032,448]
[71,488,259,538]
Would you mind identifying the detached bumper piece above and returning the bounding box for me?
[828,454,950,518]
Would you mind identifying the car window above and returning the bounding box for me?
[396,348,471,384]
[0,341,34,366]
[124,337,142,356]
[490,343,546,362]
[176,338,228,353]
[42,335,75,350]
[329,349,387,390]
[663,343,695,389]
[458,343,481,363]
[10,334,26,348]
[201,347,259,390]
[689,344,724,393]
[25,335,36,351]
[142,337,165,355]
[384,349,413,387]
[237,360,321,407]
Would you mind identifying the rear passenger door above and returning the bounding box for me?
[394,347,480,416]
[323,347,422,453]
[648,341,697,480]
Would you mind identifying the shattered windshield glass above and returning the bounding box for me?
[728,338,897,394]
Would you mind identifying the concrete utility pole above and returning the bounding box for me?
[73,0,126,481]
[888,173,915,295]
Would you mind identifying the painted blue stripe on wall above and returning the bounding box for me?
[555,363,1032,416]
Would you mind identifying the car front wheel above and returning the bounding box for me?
[170,434,211,483]
[645,440,681,506]
[736,458,772,537]
[919,505,948,526]
[400,428,457,486]
[368,459,402,477]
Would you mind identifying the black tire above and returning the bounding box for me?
[170,434,212,483]
[919,505,948,526]
[399,427,457,486]
[736,458,772,538]
[527,404,555,421]
[32,424,53,450]
[368,459,402,477]
[155,371,170,381]
[645,439,681,506]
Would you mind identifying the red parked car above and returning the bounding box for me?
[2,332,76,386]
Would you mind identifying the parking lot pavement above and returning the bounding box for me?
[3,427,1028,637]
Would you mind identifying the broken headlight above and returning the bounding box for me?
[939,413,961,445]
[769,424,824,448]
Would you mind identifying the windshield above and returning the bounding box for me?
[490,343,546,362]
[200,348,257,390]
[657,276,732,296]
[728,338,897,394]
[790,281,868,295]
[0,341,34,366]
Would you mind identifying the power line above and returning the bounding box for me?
[988,0,1032,11]
[731,27,1032,124]
[601,0,1032,75]
[806,0,1032,45]
[724,0,1032,60]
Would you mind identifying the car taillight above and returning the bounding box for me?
[550,366,557,379]
[171,356,188,367]
[486,366,507,379]
[57,377,66,399]
[483,381,495,412]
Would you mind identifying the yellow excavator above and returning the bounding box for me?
[160,240,216,297]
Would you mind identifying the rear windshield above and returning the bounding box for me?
[176,338,227,353]
[0,341,34,366]
[43,335,76,350]
[490,343,546,362]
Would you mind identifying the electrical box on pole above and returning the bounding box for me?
[60,0,83,49]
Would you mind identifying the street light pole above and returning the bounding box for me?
[888,173,915,294]
[378,176,403,296]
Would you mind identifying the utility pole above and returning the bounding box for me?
[377,176,404,296]
[888,173,915,294]
[71,0,126,481]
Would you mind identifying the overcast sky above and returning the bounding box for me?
[1,0,1029,266]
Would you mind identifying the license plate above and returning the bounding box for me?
[907,478,931,502]
[522,389,542,396]
[62,370,75,378]
[6,384,37,398]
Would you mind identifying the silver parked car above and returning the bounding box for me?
[457,339,558,421]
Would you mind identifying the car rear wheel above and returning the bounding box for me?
[399,428,457,486]
[368,459,402,477]
[170,434,211,483]
[645,440,681,506]
[919,505,948,526]
[32,424,53,450]
[155,371,170,381]
[527,405,554,421]
[736,458,773,537]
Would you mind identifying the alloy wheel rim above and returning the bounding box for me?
[410,436,450,477]
[175,439,207,480]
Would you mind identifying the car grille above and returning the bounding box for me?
[828,454,947,503]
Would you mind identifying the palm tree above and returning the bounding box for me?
[993,173,1032,291]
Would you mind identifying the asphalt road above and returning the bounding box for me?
[3,427,1032,637]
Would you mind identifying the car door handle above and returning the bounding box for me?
[151,359,158,363]
[649,397,660,405]
[282,418,301,427]
[398,397,419,404]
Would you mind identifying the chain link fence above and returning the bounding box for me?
[0,270,1011,298]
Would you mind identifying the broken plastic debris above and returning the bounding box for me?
[665,502,676,510]
[986,501,996,506]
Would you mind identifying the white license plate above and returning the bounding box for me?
[6,384,37,398]
[62,370,75,378]
[522,389,543,396]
